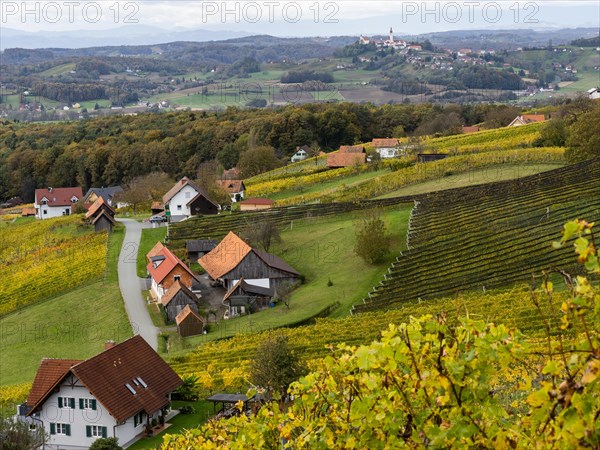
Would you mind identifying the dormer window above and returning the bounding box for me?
[71,196,78,203]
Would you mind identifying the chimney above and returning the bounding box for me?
[104,340,116,350]
[48,187,52,193]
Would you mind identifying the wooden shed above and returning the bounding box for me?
[176,305,205,337]
[161,280,199,323]
[186,239,218,263]
[239,198,274,211]
[417,153,449,163]
[92,210,117,233]
[188,192,219,216]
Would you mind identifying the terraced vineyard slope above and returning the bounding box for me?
[354,158,600,313]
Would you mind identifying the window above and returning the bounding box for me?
[177,205,182,211]
[43,210,48,215]
[79,398,97,410]
[41,200,48,205]
[134,411,145,427]
[185,191,191,199]
[58,397,75,409]
[86,425,107,438]
[174,275,181,282]
[29,424,37,431]
[50,423,71,436]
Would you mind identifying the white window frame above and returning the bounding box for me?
[90,425,104,437]
[56,423,69,435]
[60,396,74,409]
[82,398,94,410]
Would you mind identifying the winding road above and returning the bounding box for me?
[117,218,159,350]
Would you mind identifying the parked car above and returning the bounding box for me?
[149,215,166,223]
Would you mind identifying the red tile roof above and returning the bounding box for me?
[216,180,246,194]
[521,114,546,123]
[26,359,83,409]
[175,305,205,326]
[239,198,274,206]
[339,145,365,153]
[151,201,164,211]
[160,280,196,307]
[327,152,366,168]
[199,232,252,280]
[462,126,480,133]
[147,245,196,285]
[371,138,399,148]
[146,241,165,264]
[27,336,182,422]
[85,197,115,220]
[35,187,83,207]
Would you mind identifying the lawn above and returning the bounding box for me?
[137,226,168,277]
[377,163,564,199]
[0,226,132,386]
[164,205,411,354]
[126,400,213,450]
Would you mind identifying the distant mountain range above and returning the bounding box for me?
[0,25,253,50]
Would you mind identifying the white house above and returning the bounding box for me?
[587,87,600,100]
[163,177,218,222]
[291,145,310,162]
[34,187,83,219]
[371,138,401,159]
[17,336,182,449]
[216,179,246,203]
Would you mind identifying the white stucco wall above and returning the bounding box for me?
[166,185,198,218]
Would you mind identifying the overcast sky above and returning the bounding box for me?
[1,1,599,35]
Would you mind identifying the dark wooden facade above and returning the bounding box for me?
[163,287,199,323]
[177,312,204,337]
[92,211,116,233]
[417,153,449,163]
[222,251,298,290]
[189,194,218,216]
[186,239,218,263]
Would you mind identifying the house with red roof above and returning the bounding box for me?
[17,336,182,449]
[146,242,198,302]
[34,187,83,219]
[199,231,299,292]
[326,146,367,169]
[371,138,401,159]
[508,114,546,127]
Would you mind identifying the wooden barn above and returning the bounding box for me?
[189,191,219,216]
[223,278,275,317]
[161,280,199,323]
[199,231,300,291]
[85,197,117,232]
[186,239,218,263]
[176,305,205,337]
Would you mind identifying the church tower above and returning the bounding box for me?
[389,27,394,43]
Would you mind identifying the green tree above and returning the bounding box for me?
[0,418,47,450]
[354,210,390,264]
[242,219,281,252]
[89,437,123,450]
[535,118,568,147]
[173,374,200,401]
[565,106,600,162]
[238,146,282,178]
[249,333,306,401]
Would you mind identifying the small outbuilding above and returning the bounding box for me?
[176,305,205,337]
[417,153,449,163]
[186,239,218,263]
[239,198,275,211]
[161,280,199,323]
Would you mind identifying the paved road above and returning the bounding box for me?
[117,218,159,350]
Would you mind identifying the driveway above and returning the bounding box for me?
[117,218,159,350]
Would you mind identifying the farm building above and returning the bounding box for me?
[508,114,546,127]
[199,231,300,291]
[86,197,117,232]
[223,278,275,317]
[151,202,165,215]
[160,280,199,323]
[186,239,218,263]
[371,139,400,159]
[239,198,274,211]
[327,146,367,168]
[176,305,205,337]
[417,153,449,163]
[21,207,36,217]
[291,145,311,162]
[17,336,182,449]
[146,242,198,302]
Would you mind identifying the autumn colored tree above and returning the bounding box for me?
[354,210,390,264]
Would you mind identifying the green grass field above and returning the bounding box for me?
[378,163,563,198]
[137,226,168,277]
[0,226,132,386]
[164,206,411,354]
[39,63,76,76]
[127,400,213,450]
